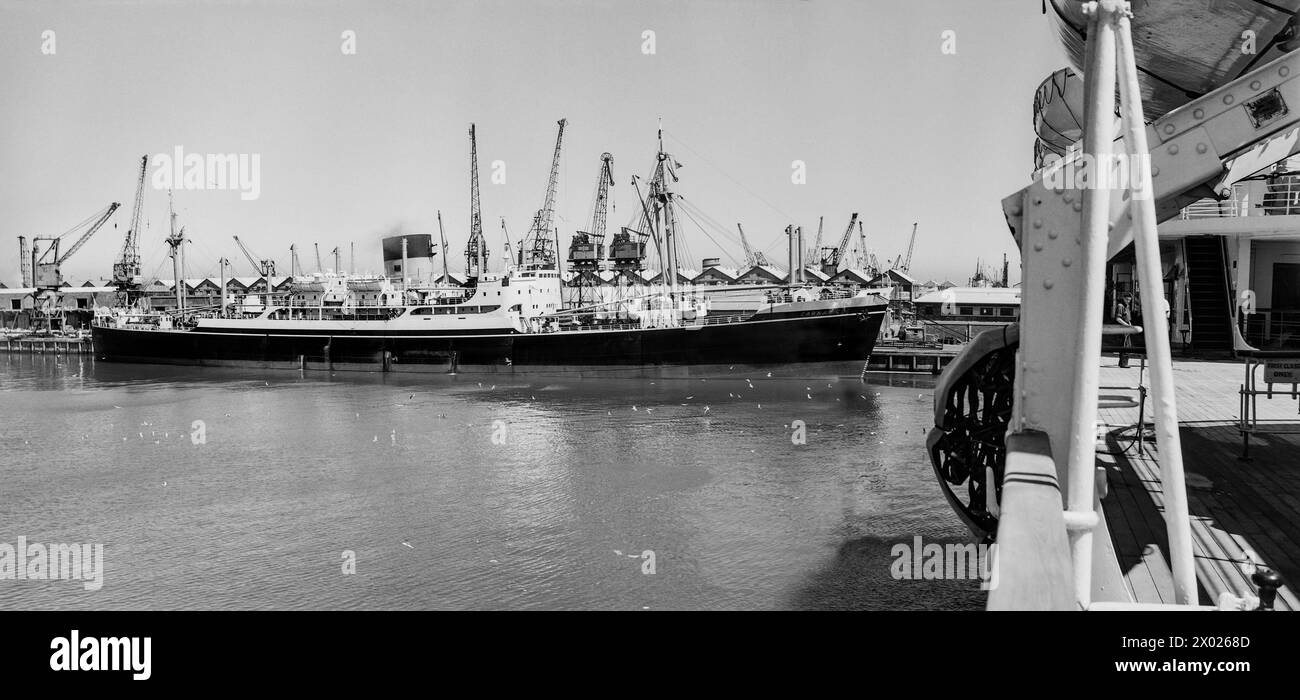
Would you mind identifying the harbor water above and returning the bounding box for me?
[0,354,982,610]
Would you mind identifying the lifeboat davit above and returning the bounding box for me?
[1046,0,1300,120]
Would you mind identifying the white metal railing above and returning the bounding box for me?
[1258,176,1300,215]
[1178,184,1248,219]
[1179,177,1300,218]
[550,314,751,333]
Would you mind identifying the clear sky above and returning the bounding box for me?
[0,0,1066,286]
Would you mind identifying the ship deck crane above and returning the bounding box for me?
[499,217,519,273]
[32,202,122,291]
[521,119,567,269]
[437,211,449,283]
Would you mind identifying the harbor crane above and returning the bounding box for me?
[856,220,874,273]
[330,246,341,274]
[31,202,122,291]
[314,243,323,274]
[520,118,567,269]
[569,152,615,270]
[466,124,488,278]
[808,216,824,266]
[736,223,770,267]
[112,155,150,304]
[569,153,615,306]
[290,244,303,278]
[818,212,859,275]
[894,222,918,274]
[232,235,276,289]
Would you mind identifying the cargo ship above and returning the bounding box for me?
[90,270,887,378]
[90,124,888,378]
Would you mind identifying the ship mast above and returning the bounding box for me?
[437,210,449,284]
[165,190,185,312]
[651,123,681,300]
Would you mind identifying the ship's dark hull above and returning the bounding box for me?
[91,308,885,379]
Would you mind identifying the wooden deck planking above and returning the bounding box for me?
[1095,359,1298,610]
[1097,443,1178,604]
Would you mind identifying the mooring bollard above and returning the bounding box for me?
[1252,568,1282,610]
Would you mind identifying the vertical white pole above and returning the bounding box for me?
[220,258,227,317]
[790,227,800,284]
[787,225,797,290]
[1065,0,1118,608]
[1114,7,1196,605]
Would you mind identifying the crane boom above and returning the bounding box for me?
[522,118,566,268]
[736,223,755,267]
[233,236,261,273]
[736,223,770,267]
[856,220,870,270]
[232,235,275,277]
[568,153,615,271]
[810,216,823,264]
[829,212,859,271]
[900,222,918,273]
[500,217,514,268]
[591,152,614,241]
[59,203,120,264]
[466,123,487,276]
[113,155,149,288]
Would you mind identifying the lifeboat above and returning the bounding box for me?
[1047,0,1300,120]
